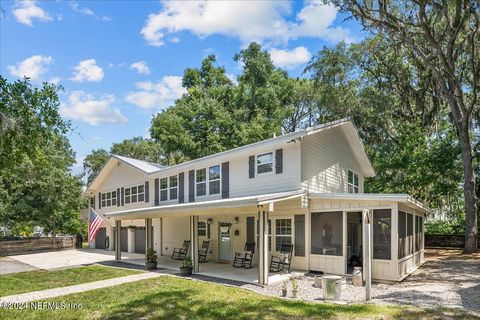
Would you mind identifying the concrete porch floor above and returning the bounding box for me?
[122,255,298,285]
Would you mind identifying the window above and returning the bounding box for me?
[407,213,413,256]
[398,211,407,259]
[348,170,359,193]
[209,165,220,195]
[274,219,292,251]
[257,152,273,174]
[169,175,178,200]
[90,197,95,209]
[415,216,424,251]
[196,168,207,196]
[124,184,144,204]
[198,221,207,236]
[311,212,343,256]
[101,190,117,207]
[160,178,168,201]
[373,209,391,260]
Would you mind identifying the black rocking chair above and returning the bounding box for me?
[172,240,190,260]
[269,243,294,273]
[233,242,255,268]
[198,240,210,263]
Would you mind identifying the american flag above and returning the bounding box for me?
[88,208,103,242]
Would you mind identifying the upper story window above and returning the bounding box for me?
[257,152,273,174]
[160,178,168,201]
[169,175,178,200]
[125,184,144,204]
[348,170,359,193]
[101,190,117,207]
[196,168,207,196]
[209,165,220,195]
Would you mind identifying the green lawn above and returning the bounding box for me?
[0,276,476,320]
[0,265,141,297]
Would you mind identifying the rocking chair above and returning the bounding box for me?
[172,240,190,260]
[269,243,294,273]
[233,242,255,268]
[198,240,210,263]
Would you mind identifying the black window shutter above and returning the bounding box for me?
[221,162,229,199]
[188,170,195,202]
[145,181,149,203]
[98,192,102,209]
[294,214,305,256]
[117,188,120,207]
[246,217,255,244]
[178,172,185,203]
[248,155,255,178]
[275,148,283,174]
[154,178,159,206]
[121,187,124,206]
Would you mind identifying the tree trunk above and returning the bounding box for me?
[458,124,478,253]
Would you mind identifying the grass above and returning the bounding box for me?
[0,276,476,320]
[0,265,141,297]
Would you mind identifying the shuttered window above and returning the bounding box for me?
[169,175,178,200]
[257,152,273,174]
[160,178,168,201]
[124,184,145,204]
[101,190,117,207]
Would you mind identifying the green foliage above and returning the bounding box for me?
[145,248,157,263]
[0,77,83,236]
[83,149,109,185]
[425,219,466,235]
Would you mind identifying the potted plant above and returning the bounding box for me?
[180,257,193,276]
[291,278,298,298]
[281,280,288,297]
[145,248,157,270]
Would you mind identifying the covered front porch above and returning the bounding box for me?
[101,190,306,285]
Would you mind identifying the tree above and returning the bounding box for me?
[83,149,110,186]
[330,0,479,252]
[0,77,83,236]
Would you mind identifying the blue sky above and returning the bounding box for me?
[1,0,363,175]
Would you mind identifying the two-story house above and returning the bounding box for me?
[86,118,427,284]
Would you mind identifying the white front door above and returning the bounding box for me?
[219,223,232,261]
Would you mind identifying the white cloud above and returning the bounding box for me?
[60,91,128,125]
[140,1,350,47]
[70,1,94,16]
[71,59,104,82]
[7,55,53,80]
[48,77,60,85]
[12,0,52,26]
[269,46,312,69]
[130,61,150,75]
[125,76,185,110]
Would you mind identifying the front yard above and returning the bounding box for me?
[0,275,477,320]
[0,265,141,297]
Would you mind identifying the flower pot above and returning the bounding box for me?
[180,266,193,276]
[145,261,157,270]
[281,289,287,297]
[292,290,298,299]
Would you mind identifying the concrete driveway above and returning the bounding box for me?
[7,249,145,270]
[0,257,39,275]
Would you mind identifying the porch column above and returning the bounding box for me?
[153,218,162,255]
[127,228,135,253]
[106,224,114,251]
[115,220,121,260]
[145,218,153,252]
[258,209,269,286]
[190,215,199,272]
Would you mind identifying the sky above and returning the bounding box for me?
[1,0,364,175]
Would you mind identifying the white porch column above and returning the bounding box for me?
[106,224,114,251]
[153,218,162,255]
[128,228,136,253]
[115,220,121,261]
[363,209,372,300]
[146,218,153,252]
[190,215,199,272]
[258,209,269,286]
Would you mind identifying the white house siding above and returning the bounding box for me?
[301,126,365,194]
[161,216,190,257]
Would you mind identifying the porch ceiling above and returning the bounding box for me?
[102,189,304,221]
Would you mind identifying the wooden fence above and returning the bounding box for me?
[0,237,75,256]
[425,234,480,248]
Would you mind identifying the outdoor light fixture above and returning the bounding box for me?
[207,218,213,225]
[233,217,239,224]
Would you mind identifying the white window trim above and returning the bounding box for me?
[160,177,168,202]
[347,169,360,194]
[273,217,293,252]
[169,175,178,200]
[256,152,275,176]
[101,189,117,208]
[124,183,145,205]
[195,165,222,198]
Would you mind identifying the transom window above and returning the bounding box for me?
[169,175,178,200]
[275,219,292,251]
[124,184,144,204]
[348,170,359,193]
[101,190,117,207]
[257,152,273,174]
[209,165,220,195]
[160,178,168,201]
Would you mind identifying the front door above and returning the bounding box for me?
[219,223,232,261]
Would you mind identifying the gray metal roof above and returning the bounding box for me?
[111,154,166,174]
